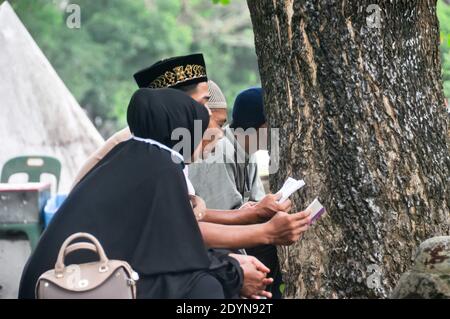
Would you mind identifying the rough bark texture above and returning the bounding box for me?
[247,0,449,298]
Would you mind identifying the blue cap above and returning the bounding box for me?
[230,87,266,130]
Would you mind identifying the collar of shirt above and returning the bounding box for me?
[131,135,184,164]
[131,135,194,195]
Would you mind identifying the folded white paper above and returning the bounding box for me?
[306,197,325,223]
[277,177,305,203]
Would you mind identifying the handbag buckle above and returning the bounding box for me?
[99,265,109,273]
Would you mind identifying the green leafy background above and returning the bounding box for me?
[3,0,449,137]
[4,0,259,136]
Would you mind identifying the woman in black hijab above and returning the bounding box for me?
[18,88,243,299]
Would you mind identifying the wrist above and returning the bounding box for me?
[258,222,273,245]
[238,205,260,224]
[254,202,274,222]
[252,204,270,223]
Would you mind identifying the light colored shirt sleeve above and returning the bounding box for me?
[71,127,132,189]
[247,156,266,202]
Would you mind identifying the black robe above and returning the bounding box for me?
[18,88,242,299]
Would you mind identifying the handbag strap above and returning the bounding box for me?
[64,242,97,255]
[54,233,109,278]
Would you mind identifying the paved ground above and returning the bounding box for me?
[0,234,30,299]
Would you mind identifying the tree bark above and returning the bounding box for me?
[247,0,449,298]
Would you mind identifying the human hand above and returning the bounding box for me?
[253,193,292,222]
[239,201,257,210]
[229,254,273,299]
[190,195,206,220]
[264,210,311,245]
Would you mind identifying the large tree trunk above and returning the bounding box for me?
[247,0,449,298]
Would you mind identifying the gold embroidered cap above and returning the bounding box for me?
[133,54,208,89]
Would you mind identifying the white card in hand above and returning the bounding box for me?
[277,177,305,203]
[306,198,325,223]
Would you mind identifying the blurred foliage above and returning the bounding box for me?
[438,0,450,100]
[5,0,259,136]
[5,0,448,138]
[212,0,230,4]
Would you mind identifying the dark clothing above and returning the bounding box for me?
[245,245,283,299]
[136,250,242,299]
[18,89,242,299]
[185,275,224,299]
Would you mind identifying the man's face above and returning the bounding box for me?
[210,109,228,129]
[200,108,227,158]
[235,122,268,155]
[187,82,226,159]
[187,82,227,131]
[189,81,210,106]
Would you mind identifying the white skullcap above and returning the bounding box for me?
[206,80,227,109]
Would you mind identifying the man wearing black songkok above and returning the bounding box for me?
[70,54,312,298]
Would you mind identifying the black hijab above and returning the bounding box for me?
[127,88,209,161]
[18,88,214,298]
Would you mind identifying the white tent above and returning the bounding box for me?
[0,1,104,192]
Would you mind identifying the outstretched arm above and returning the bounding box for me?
[199,222,267,249]
[198,210,311,249]
[200,193,292,225]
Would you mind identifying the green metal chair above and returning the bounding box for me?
[1,156,61,190]
[0,156,61,250]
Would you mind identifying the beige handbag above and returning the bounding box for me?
[35,232,138,299]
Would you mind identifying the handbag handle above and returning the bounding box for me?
[54,232,109,277]
[64,242,97,255]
